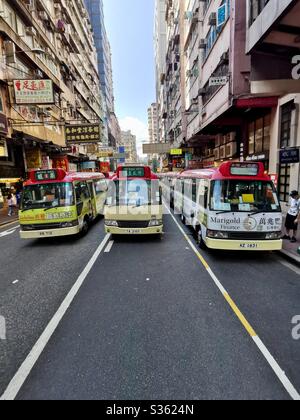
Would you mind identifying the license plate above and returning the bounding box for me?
[126,229,142,234]
[39,231,53,237]
[240,243,258,249]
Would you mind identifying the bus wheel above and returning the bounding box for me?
[198,231,206,250]
[81,219,89,236]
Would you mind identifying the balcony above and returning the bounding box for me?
[246,0,300,54]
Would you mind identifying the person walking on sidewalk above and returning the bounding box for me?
[7,194,17,217]
[283,191,300,243]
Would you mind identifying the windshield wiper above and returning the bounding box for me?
[44,205,59,212]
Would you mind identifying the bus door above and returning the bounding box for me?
[75,181,91,222]
[182,178,198,229]
[87,181,96,219]
[197,179,209,232]
[94,179,108,215]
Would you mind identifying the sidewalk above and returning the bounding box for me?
[0,204,18,227]
[280,221,300,266]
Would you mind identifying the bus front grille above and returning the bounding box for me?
[228,232,267,240]
[21,223,65,231]
[117,221,150,229]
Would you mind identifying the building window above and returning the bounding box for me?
[279,164,291,203]
[0,96,3,113]
[249,0,270,26]
[280,101,294,149]
[248,114,271,155]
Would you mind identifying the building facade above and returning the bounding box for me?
[84,0,120,150]
[148,103,159,144]
[0,0,104,190]
[121,130,138,164]
[155,0,300,200]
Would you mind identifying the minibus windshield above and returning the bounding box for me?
[21,183,75,210]
[108,180,161,207]
[210,180,281,213]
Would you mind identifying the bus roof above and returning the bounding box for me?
[24,169,105,186]
[114,165,158,181]
[179,162,271,182]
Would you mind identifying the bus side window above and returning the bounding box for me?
[75,183,82,203]
[95,180,108,195]
[192,180,197,203]
[199,180,209,209]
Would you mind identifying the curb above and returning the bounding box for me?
[278,249,300,268]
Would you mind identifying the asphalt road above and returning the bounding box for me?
[0,213,299,400]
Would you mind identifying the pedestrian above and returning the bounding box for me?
[283,190,300,243]
[7,194,17,217]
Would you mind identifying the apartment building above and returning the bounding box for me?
[154,0,167,144]
[246,0,300,202]
[156,0,300,198]
[0,0,104,187]
[84,0,120,150]
[148,103,159,144]
[121,130,138,164]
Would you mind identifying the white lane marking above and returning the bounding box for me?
[277,258,300,276]
[104,240,114,253]
[0,221,19,232]
[253,336,300,401]
[12,280,19,285]
[0,227,19,238]
[167,207,300,401]
[0,233,111,401]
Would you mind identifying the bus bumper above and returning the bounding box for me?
[20,226,80,239]
[205,238,283,251]
[105,226,163,235]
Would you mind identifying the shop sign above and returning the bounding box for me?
[246,153,268,162]
[52,157,69,172]
[209,213,282,232]
[209,76,228,87]
[65,124,101,144]
[14,80,54,105]
[25,149,42,170]
[170,149,183,156]
[41,156,50,170]
[100,162,110,174]
[0,113,8,134]
[280,148,300,164]
[0,140,8,157]
[270,174,279,190]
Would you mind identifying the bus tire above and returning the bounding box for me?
[81,218,89,236]
[198,231,207,250]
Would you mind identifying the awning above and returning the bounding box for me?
[235,97,278,109]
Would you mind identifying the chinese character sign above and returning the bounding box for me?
[14,80,54,105]
[65,124,101,144]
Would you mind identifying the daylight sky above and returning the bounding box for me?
[103,0,155,155]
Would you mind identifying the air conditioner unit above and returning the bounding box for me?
[226,142,237,158]
[186,69,193,78]
[4,41,16,64]
[220,145,226,159]
[26,26,37,37]
[199,39,206,50]
[214,148,220,160]
[209,12,217,26]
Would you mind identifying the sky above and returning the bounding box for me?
[103,0,155,155]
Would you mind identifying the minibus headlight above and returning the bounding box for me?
[265,232,282,240]
[61,221,78,228]
[149,219,163,227]
[207,230,229,239]
[105,220,118,227]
